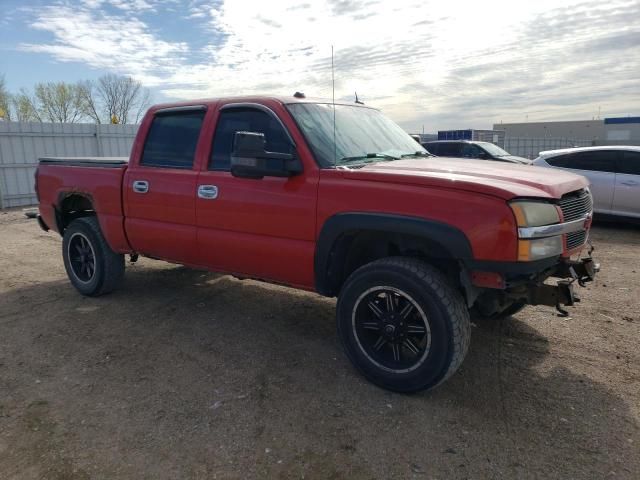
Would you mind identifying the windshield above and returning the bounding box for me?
[477,142,511,157]
[286,103,428,167]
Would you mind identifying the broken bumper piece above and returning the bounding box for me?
[529,257,599,315]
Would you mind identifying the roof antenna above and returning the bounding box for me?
[355,92,364,105]
[332,45,337,168]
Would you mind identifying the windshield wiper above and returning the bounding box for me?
[400,151,435,158]
[339,153,400,164]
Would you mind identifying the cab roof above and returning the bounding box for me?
[538,145,640,158]
[149,94,377,111]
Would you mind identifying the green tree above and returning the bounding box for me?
[0,75,11,121]
[12,88,41,122]
[34,82,87,123]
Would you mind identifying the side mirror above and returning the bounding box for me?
[230,131,302,179]
[477,151,490,160]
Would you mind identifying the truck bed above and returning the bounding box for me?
[37,156,131,253]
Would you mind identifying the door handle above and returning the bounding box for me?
[621,180,638,186]
[198,185,219,199]
[132,180,149,193]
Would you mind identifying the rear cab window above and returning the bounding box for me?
[141,109,206,169]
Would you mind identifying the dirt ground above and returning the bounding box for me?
[0,209,638,480]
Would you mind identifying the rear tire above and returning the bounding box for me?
[62,217,124,296]
[337,257,471,393]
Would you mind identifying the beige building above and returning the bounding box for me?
[493,117,640,146]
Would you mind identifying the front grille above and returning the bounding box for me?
[566,230,587,250]
[558,189,592,250]
[558,189,593,221]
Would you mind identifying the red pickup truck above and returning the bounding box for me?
[35,95,598,393]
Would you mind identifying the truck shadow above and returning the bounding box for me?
[0,263,637,479]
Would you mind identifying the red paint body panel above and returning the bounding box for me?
[317,170,519,262]
[35,95,592,293]
[36,163,132,253]
[123,168,199,264]
[194,99,320,288]
[352,158,587,200]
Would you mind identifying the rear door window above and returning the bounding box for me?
[549,150,617,173]
[141,110,205,169]
[617,151,640,175]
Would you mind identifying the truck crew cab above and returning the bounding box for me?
[35,95,598,393]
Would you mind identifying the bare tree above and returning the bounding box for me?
[0,75,11,121]
[77,80,101,124]
[34,82,87,123]
[3,74,152,124]
[134,86,152,123]
[12,88,41,122]
[95,74,152,124]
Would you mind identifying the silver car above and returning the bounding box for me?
[533,146,640,219]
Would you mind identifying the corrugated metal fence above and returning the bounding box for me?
[0,122,138,208]
[504,137,592,160]
[0,123,601,208]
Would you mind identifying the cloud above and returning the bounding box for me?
[15,0,640,130]
[20,2,188,85]
[405,0,640,129]
[80,0,157,11]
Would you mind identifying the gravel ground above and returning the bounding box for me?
[0,209,638,479]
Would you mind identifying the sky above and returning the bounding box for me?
[1,0,639,131]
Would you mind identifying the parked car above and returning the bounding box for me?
[533,146,640,219]
[423,140,531,164]
[35,95,598,393]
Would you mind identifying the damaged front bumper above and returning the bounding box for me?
[466,254,600,317]
[527,257,599,315]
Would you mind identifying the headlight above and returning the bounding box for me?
[510,201,563,261]
[517,236,563,261]
[510,201,560,227]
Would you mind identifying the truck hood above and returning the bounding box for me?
[342,157,588,200]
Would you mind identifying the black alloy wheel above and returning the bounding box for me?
[352,286,431,373]
[62,217,125,296]
[67,232,96,283]
[337,257,471,393]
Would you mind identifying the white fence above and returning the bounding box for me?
[0,122,138,208]
[504,137,592,160]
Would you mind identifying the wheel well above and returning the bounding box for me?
[56,194,95,232]
[325,230,461,296]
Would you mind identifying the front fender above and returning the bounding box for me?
[314,212,474,296]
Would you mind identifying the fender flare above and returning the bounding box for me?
[54,191,96,232]
[314,212,474,296]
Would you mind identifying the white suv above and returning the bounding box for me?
[533,146,640,219]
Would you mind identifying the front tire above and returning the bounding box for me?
[62,217,125,296]
[337,257,471,393]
